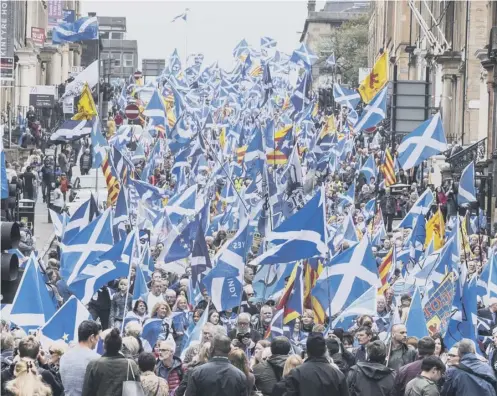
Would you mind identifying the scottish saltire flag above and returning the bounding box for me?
[142,319,163,349]
[291,70,312,114]
[244,128,266,178]
[477,250,497,300]
[458,162,477,205]
[50,119,94,142]
[326,52,336,66]
[132,264,148,304]
[360,154,378,182]
[335,212,359,248]
[363,198,376,221]
[261,36,277,50]
[313,236,380,315]
[444,276,478,349]
[405,287,429,338]
[68,230,134,304]
[63,196,99,243]
[40,296,91,347]
[339,182,355,208]
[250,187,328,266]
[1,139,8,199]
[191,225,212,288]
[90,117,108,169]
[397,188,434,229]
[9,256,57,332]
[332,286,377,329]
[109,125,133,151]
[202,220,250,311]
[113,186,128,242]
[397,113,447,170]
[52,16,98,44]
[353,86,388,132]
[180,304,209,359]
[171,8,189,22]
[409,214,426,264]
[129,178,166,204]
[333,83,360,110]
[166,185,197,225]
[253,264,294,304]
[60,208,114,285]
[50,209,68,239]
[290,43,318,69]
[144,90,167,132]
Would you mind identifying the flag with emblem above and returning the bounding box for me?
[358,51,388,104]
[72,83,98,121]
[425,208,445,250]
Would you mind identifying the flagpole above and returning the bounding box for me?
[96,33,101,195]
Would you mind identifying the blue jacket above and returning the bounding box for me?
[441,353,497,396]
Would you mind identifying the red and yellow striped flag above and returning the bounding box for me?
[378,248,393,295]
[102,155,120,206]
[303,259,325,324]
[236,145,248,163]
[382,148,396,187]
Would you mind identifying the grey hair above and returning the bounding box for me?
[238,312,251,322]
[458,339,476,357]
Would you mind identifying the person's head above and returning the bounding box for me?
[270,336,291,356]
[208,310,220,325]
[325,337,340,356]
[489,297,497,313]
[283,354,303,377]
[228,348,250,376]
[8,359,52,395]
[125,321,143,338]
[165,289,177,307]
[133,299,148,316]
[254,340,271,362]
[152,302,171,319]
[211,335,232,358]
[104,328,122,355]
[138,352,157,373]
[420,356,446,382]
[458,338,476,357]
[383,239,391,250]
[17,336,40,360]
[158,340,175,362]
[150,279,162,295]
[367,340,387,364]
[306,332,327,358]
[447,345,460,366]
[193,309,204,323]
[202,322,216,343]
[301,309,315,326]
[244,266,254,283]
[118,278,128,293]
[195,342,211,365]
[260,305,273,324]
[400,294,412,308]
[174,295,188,311]
[391,324,408,345]
[236,312,251,333]
[122,336,140,358]
[431,333,446,356]
[48,340,68,366]
[152,271,162,282]
[377,295,386,312]
[243,284,254,298]
[355,326,373,346]
[417,336,436,358]
[0,333,14,351]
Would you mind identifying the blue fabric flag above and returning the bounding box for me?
[52,16,98,44]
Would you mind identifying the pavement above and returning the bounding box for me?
[34,195,56,256]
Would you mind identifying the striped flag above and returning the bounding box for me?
[236,145,248,163]
[102,155,120,205]
[303,258,325,324]
[382,148,396,186]
[378,246,396,294]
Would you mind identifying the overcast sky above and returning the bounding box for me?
[81,0,327,69]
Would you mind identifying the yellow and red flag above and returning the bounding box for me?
[358,51,389,103]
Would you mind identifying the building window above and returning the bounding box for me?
[123,53,134,67]
[100,32,110,39]
[111,53,121,67]
[110,32,124,40]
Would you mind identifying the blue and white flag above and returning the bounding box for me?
[354,86,388,132]
[61,208,114,285]
[50,119,94,142]
[40,296,91,347]
[326,52,336,66]
[290,43,318,69]
[250,187,328,266]
[397,113,447,170]
[409,214,426,264]
[50,209,68,239]
[332,286,377,329]
[457,162,477,205]
[142,319,163,349]
[339,182,355,208]
[1,139,8,199]
[291,71,312,115]
[129,178,167,204]
[180,303,209,359]
[132,264,149,304]
[261,36,277,50]
[144,89,167,131]
[191,225,212,288]
[166,185,197,226]
[477,250,497,300]
[52,16,98,44]
[63,196,99,243]
[396,188,434,229]
[313,236,380,315]
[405,287,429,339]
[333,83,360,110]
[90,117,108,169]
[360,154,378,182]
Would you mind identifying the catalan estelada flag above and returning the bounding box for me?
[382,148,396,187]
[358,51,389,104]
[102,155,120,206]
[277,262,304,324]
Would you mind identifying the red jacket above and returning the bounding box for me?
[156,356,183,393]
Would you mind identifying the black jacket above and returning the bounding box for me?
[478,308,496,336]
[284,356,350,396]
[1,360,63,396]
[347,362,396,396]
[185,356,247,396]
[228,328,262,343]
[253,354,287,396]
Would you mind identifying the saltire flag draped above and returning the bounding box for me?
[358,51,388,103]
[63,195,100,244]
[457,161,477,205]
[264,309,289,340]
[40,296,91,347]
[359,154,378,182]
[333,83,360,110]
[397,113,447,171]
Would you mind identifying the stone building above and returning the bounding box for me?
[300,0,370,88]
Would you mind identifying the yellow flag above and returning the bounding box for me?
[72,83,98,121]
[358,51,389,103]
[425,208,445,250]
[219,127,226,149]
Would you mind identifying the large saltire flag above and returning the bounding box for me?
[425,208,445,250]
[358,51,389,103]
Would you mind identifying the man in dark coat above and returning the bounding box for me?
[441,339,497,396]
[253,336,291,396]
[185,335,247,396]
[387,324,417,370]
[284,332,350,396]
[478,298,497,337]
[391,336,435,396]
[347,340,396,396]
[380,188,397,232]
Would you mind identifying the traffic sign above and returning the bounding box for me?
[134,70,143,80]
[125,104,140,120]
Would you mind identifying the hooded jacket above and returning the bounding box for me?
[347,362,396,396]
[253,354,288,396]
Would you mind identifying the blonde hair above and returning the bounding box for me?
[173,295,188,311]
[151,302,171,318]
[49,340,68,357]
[122,336,140,357]
[6,359,52,396]
[125,321,143,338]
[283,354,303,377]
